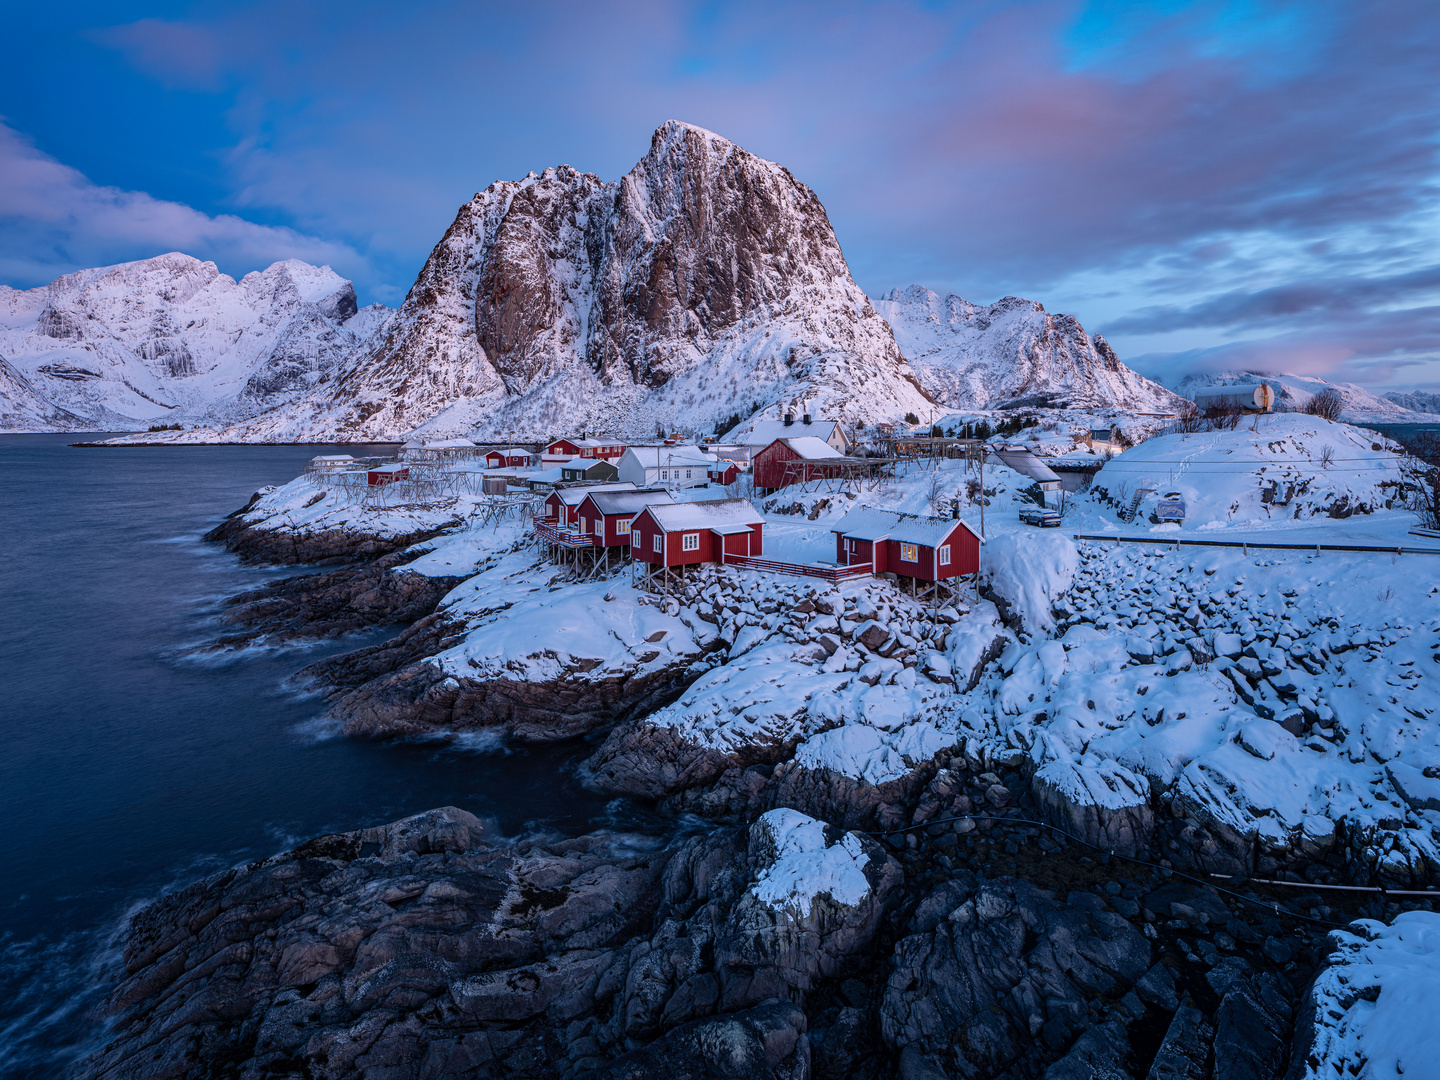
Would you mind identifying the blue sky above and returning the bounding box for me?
[2,0,1437,390]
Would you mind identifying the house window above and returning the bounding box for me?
[682,533,700,551]
[939,544,951,566]
[661,470,668,480]
[617,518,631,535]
[653,533,663,553]
[685,469,692,479]
[900,543,918,563]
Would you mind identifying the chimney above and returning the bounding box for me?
[783,409,794,427]
[802,399,812,426]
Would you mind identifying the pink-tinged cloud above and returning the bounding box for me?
[0,120,364,287]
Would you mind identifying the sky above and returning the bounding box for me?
[1,0,1437,391]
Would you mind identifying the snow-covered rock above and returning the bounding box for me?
[876,285,1184,413]
[195,121,932,443]
[1293,914,1440,1080]
[1383,390,1440,416]
[0,253,391,432]
[748,809,874,916]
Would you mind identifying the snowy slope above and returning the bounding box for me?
[876,285,1184,413]
[183,121,932,443]
[0,353,90,431]
[1383,390,1440,416]
[0,253,391,433]
[1089,414,1420,528]
[1173,372,1431,424]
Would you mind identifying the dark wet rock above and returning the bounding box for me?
[880,873,1151,1076]
[213,561,464,646]
[1146,1004,1213,1080]
[326,654,703,742]
[1213,972,1291,1080]
[204,503,457,565]
[1042,1018,1131,1079]
[81,807,899,1080]
[582,998,810,1080]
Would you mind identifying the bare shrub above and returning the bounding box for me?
[1319,445,1334,470]
[1305,388,1344,421]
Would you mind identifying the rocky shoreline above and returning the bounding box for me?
[75,493,1440,1079]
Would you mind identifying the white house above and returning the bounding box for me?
[742,418,849,455]
[616,445,716,490]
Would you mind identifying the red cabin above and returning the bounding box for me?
[543,437,626,466]
[576,489,675,548]
[367,464,409,486]
[752,436,846,491]
[540,482,637,526]
[830,507,981,582]
[484,447,533,469]
[709,461,741,486]
[631,498,765,570]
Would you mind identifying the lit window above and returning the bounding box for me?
[939,545,950,566]
[617,518,631,535]
[653,533,663,553]
[682,533,700,551]
[900,543,918,562]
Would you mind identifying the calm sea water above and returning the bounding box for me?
[0,435,625,1077]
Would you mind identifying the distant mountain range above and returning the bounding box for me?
[2,122,1430,440]
[875,286,1184,414]
[1171,372,1435,424]
[0,253,391,434]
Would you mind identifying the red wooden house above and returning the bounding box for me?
[542,437,627,467]
[830,507,981,583]
[576,489,675,548]
[752,436,846,491]
[631,498,765,571]
[709,461,741,486]
[367,464,409,486]
[484,447,533,469]
[540,482,636,526]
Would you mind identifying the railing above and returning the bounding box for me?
[532,519,595,548]
[722,554,873,582]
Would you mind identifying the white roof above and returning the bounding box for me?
[623,445,716,468]
[572,437,625,448]
[553,482,638,506]
[423,438,476,449]
[767,435,844,460]
[641,498,763,532]
[745,419,845,447]
[310,454,355,462]
[993,446,1062,484]
[831,507,979,546]
[488,446,531,456]
[529,467,567,483]
[370,463,409,474]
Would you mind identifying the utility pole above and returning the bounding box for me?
[979,450,985,539]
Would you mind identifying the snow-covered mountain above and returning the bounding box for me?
[0,253,391,433]
[190,121,931,443]
[1383,390,1440,415]
[875,286,1184,413]
[1172,372,1432,423]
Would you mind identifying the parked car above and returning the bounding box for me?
[1152,491,1187,524]
[1018,504,1063,528]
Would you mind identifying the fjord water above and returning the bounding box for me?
[0,435,615,1077]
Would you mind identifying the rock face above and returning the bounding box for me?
[0,253,391,432]
[80,807,899,1080]
[876,286,1183,412]
[0,351,89,431]
[209,121,932,442]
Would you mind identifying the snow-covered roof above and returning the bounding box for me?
[572,437,625,448]
[310,454,355,462]
[370,463,408,474]
[766,435,844,460]
[993,446,1062,484]
[744,420,845,448]
[642,498,763,532]
[831,506,978,546]
[583,489,675,515]
[529,467,567,483]
[552,482,637,507]
[488,446,531,456]
[423,438,477,449]
[623,445,716,468]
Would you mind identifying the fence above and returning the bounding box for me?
[532,518,596,549]
[1075,533,1440,556]
[720,554,873,583]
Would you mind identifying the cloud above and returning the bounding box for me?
[0,119,364,289]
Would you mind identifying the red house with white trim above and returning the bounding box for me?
[542,437,627,467]
[752,436,847,491]
[631,499,765,570]
[540,482,637,526]
[576,489,675,548]
[484,447,533,469]
[367,464,409,486]
[830,507,981,582]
